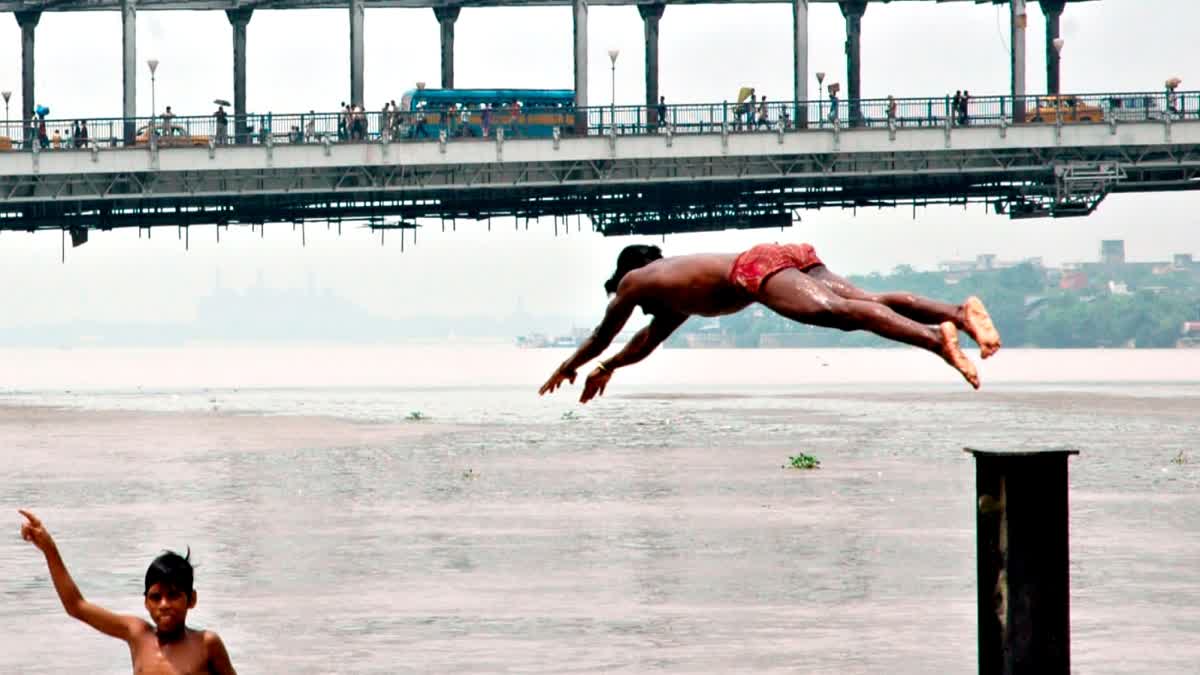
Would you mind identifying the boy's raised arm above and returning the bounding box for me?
[19,510,143,641]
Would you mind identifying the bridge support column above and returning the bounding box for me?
[792,0,808,128]
[227,8,252,145]
[119,0,136,144]
[639,3,664,128]
[14,10,40,145]
[349,0,364,106]
[839,0,866,127]
[572,0,588,135]
[1011,0,1027,123]
[1041,0,1065,95]
[434,7,460,89]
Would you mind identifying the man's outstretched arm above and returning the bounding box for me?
[18,510,141,642]
[578,312,687,404]
[539,292,637,396]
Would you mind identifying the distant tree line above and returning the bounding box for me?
[667,263,1200,349]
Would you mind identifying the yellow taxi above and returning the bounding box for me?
[0,136,13,151]
[1024,95,1104,124]
[135,124,209,148]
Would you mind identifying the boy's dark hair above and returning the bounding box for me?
[604,244,663,295]
[144,548,194,596]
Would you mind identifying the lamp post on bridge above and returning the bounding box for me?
[608,48,620,134]
[816,72,825,127]
[1,90,10,138]
[147,58,160,145]
[1052,38,1064,95]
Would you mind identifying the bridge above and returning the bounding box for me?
[2,91,1197,244]
[3,0,1091,142]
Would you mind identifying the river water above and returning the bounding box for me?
[1,345,1197,674]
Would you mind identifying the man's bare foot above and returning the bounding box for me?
[939,322,980,390]
[961,296,1002,359]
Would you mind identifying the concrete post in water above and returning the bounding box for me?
[839,0,866,128]
[227,8,252,145]
[1041,0,1065,95]
[965,447,1078,675]
[349,0,365,107]
[1011,0,1027,123]
[434,6,461,89]
[572,0,588,135]
[14,10,40,144]
[792,0,808,128]
[639,3,664,129]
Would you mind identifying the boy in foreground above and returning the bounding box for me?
[18,509,237,675]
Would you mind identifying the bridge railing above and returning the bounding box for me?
[1,90,1196,153]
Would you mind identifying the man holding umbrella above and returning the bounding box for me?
[213,99,230,144]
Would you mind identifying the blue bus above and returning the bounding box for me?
[396,88,577,139]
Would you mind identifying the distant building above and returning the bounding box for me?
[1100,239,1126,265]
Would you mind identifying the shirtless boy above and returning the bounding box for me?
[540,242,1001,403]
[18,509,236,675]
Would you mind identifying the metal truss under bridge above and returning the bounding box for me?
[1,118,1198,242]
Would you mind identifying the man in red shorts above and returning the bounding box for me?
[539,242,1001,403]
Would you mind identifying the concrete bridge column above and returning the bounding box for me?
[839,0,866,127]
[792,0,808,127]
[226,8,252,145]
[639,3,664,127]
[433,7,460,89]
[350,0,364,106]
[572,0,588,134]
[14,10,40,140]
[117,1,137,144]
[1041,0,1065,95]
[1012,0,1028,123]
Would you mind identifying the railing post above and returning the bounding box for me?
[965,448,1078,675]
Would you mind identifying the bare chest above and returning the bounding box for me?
[131,635,210,675]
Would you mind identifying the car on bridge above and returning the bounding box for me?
[0,135,13,151]
[135,124,210,148]
[1101,94,1176,122]
[1024,95,1104,124]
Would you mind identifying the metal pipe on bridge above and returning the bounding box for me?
[839,0,866,127]
[1042,0,1066,95]
[1011,0,1027,123]
[639,3,664,128]
[350,0,365,106]
[966,447,1078,675]
[792,0,808,128]
[227,7,252,145]
[14,10,39,140]
[572,0,587,134]
[119,0,136,144]
[434,6,461,89]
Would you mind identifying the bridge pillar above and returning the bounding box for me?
[839,0,866,128]
[572,0,588,135]
[119,0,136,145]
[14,10,40,144]
[639,3,664,128]
[226,8,252,145]
[1011,0,1028,123]
[349,0,365,106]
[433,7,461,89]
[1041,0,1065,95]
[792,0,808,128]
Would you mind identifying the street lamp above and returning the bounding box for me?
[1,90,10,138]
[816,71,825,127]
[608,48,620,133]
[147,58,159,141]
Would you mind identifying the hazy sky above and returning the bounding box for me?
[1,0,1198,324]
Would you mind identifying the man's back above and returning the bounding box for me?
[623,253,749,317]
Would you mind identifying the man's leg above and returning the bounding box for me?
[807,265,1000,358]
[759,268,979,388]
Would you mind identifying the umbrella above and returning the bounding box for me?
[1165,77,1182,90]
[736,87,754,105]
[213,98,231,107]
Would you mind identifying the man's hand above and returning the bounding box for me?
[579,366,613,404]
[18,510,54,553]
[538,365,577,396]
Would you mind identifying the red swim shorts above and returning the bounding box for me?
[729,243,824,295]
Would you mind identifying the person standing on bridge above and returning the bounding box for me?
[539,243,1001,403]
[213,105,228,145]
